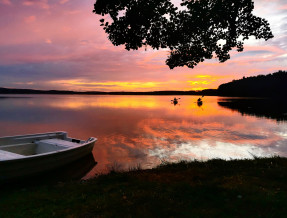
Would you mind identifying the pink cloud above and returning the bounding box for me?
[23,0,49,9]
[279,4,287,9]
[25,15,36,23]
[0,0,11,5]
[45,39,52,44]
[60,0,69,4]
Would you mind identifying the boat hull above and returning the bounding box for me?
[0,132,96,181]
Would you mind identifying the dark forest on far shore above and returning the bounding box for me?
[218,70,287,97]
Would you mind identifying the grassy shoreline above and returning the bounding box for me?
[1,157,287,217]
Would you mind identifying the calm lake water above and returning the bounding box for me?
[1,95,287,179]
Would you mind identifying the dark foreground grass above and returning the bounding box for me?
[1,157,287,217]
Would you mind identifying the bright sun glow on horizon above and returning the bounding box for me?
[0,0,286,91]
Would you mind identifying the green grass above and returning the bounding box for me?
[1,157,287,217]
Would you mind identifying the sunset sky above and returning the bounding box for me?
[0,0,286,92]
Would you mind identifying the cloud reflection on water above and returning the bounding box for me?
[0,95,286,178]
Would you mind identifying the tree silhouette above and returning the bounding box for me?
[93,0,273,69]
[218,70,287,97]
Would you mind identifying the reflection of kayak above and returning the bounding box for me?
[197,100,203,106]
[0,131,97,181]
[172,99,178,104]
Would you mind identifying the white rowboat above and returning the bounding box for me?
[0,131,97,181]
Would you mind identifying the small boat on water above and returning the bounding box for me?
[0,131,97,181]
[197,96,204,106]
[171,97,180,105]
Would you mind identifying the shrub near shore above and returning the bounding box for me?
[1,157,287,217]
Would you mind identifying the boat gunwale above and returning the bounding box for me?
[0,131,67,141]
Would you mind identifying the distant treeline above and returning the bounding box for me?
[0,88,103,95]
[218,70,287,97]
[0,87,217,96]
[1,70,286,97]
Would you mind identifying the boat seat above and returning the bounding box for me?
[35,139,81,148]
[0,150,24,160]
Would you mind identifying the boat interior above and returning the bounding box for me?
[0,132,84,160]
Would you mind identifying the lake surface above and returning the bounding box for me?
[0,95,287,179]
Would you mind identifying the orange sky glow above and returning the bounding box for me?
[0,0,286,91]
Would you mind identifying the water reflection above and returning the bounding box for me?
[218,98,287,122]
[197,101,203,107]
[0,95,286,179]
